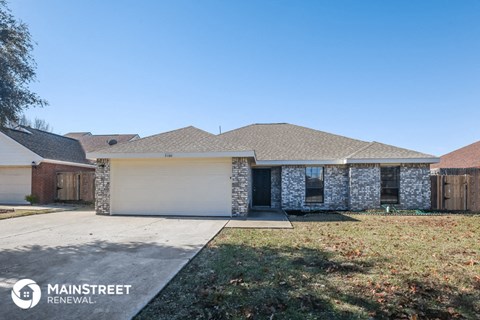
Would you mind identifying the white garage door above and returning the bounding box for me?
[110,158,232,216]
[0,167,31,204]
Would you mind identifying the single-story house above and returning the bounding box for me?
[0,126,95,204]
[64,132,139,152]
[430,140,480,174]
[88,123,439,217]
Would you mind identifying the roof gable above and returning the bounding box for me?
[0,131,43,165]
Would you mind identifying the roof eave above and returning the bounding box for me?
[255,159,345,165]
[345,157,440,164]
[41,159,96,168]
[87,150,256,160]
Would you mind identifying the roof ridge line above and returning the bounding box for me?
[23,126,82,142]
[85,134,138,137]
[345,141,376,159]
[218,123,257,136]
[124,126,211,143]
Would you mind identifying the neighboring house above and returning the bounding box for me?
[64,132,139,152]
[0,126,95,204]
[88,123,439,217]
[430,140,480,174]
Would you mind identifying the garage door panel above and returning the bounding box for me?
[110,158,232,216]
[0,167,31,204]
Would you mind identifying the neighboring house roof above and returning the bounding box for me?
[64,132,91,139]
[430,141,480,169]
[92,126,251,156]
[64,132,139,152]
[0,126,91,164]
[88,123,438,164]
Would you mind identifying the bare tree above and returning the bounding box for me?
[13,115,53,132]
[33,118,52,132]
[17,114,31,127]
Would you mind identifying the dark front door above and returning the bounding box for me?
[252,168,271,206]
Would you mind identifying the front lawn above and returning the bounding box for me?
[137,214,480,319]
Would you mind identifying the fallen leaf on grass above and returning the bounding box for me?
[409,285,417,294]
[229,278,243,285]
[463,259,477,266]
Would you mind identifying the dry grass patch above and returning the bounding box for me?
[137,214,480,320]
[0,209,57,220]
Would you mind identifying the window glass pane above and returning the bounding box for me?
[305,167,324,203]
[381,166,400,204]
[306,188,323,202]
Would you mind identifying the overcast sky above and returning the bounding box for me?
[10,0,480,156]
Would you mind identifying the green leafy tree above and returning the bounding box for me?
[0,0,47,127]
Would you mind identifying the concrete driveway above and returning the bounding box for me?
[0,210,227,320]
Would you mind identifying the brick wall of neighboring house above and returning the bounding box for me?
[281,165,349,211]
[31,162,95,204]
[231,157,251,216]
[95,159,111,215]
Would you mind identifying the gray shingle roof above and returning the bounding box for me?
[89,123,437,163]
[1,126,91,164]
[219,123,370,161]
[94,126,249,154]
[346,141,435,160]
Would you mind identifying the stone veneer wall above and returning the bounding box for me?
[323,165,349,210]
[231,157,250,216]
[95,158,111,215]
[398,163,431,209]
[281,166,305,210]
[281,165,349,211]
[349,164,381,211]
[271,167,282,209]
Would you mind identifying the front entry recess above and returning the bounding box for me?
[252,168,271,206]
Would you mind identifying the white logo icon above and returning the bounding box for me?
[11,279,41,309]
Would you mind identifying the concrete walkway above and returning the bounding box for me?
[0,211,227,320]
[225,209,293,229]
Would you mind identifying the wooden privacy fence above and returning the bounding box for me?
[56,172,95,202]
[431,169,480,211]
